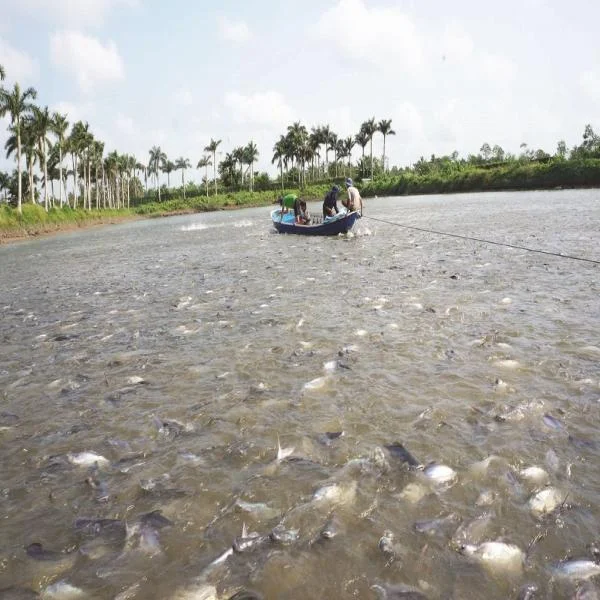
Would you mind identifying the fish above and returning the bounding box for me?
[378,530,404,564]
[459,541,525,573]
[41,580,86,599]
[543,413,564,430]
[67,451,109,468]
[551,558,600,580]
[139,510,173,529]
[573,582,600,599]
[371,583,428,599]
[312,481,357,506]
[169,584,218,600]
[519,466,550,486]
[269,524,299,545]
[228,591,264,600]
[422,463,456,486]
[318,513,343,541]
[413,513,459,536]
[528,487,566,517]
[153,416,192,437]
[451,513,494,550]
[517,583,539,599]
[235,499,279,520]
[25,543,71,562]
[384,443,422,469]
[276,434,294,461]
[74,518,126,541]
[232,523,269,553]
[317,431,345,446]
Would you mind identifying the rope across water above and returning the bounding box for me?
[362,215,600,266]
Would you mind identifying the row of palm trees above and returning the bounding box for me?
[271,118,395,187]
[1,62,396,211]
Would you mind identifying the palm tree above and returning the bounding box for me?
[320,125,331,175]
[272,139,286,191]
[0,65,5,80]
[232,146,245,187]
[174,157,191,198]
[52,113,69,206]
[344,136,355,169]
[378,119,395,172]
[361,117,377,178]
[244,141,259,192]
[0,83,38,213]
[196,155,211,197]
[161,159,175,188]
[29,105,53,210]
[203,138,221,195]
[148,145,167,201]
[355,130,369,178]
[69,121,91,208]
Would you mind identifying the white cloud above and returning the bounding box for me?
[224,91,295,127]
[315,0,423,72]
[116,112,135,136]
[580,70,600,102]
[440,22,474,62]
[51,100,96,124]
[218,16,252,43]
[173,86,193,107]
[479,53,516,86]
[0,36,39,83]
[394,102,425,138]
[50,31,125,92]
[6,0,138,27]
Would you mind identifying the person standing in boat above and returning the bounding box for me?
[343,178,362,215]
[323,184,340,218]
[294,198,311,225]
[278,193,297,215]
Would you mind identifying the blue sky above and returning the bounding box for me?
[1,0,600,183]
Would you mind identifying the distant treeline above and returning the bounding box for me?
[360,158,600,198]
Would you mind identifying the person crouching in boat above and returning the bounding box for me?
[323,184,340,218]
[294,198,311,225]
[278,193,297,220]
[343,178,362,215]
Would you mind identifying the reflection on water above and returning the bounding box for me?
[0,189,599,599]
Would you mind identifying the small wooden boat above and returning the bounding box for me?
[271,209,360,236]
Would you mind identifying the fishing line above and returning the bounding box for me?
[362,215,600,266]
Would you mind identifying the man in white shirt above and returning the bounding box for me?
[343,178,362,215]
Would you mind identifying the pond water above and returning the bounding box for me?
[0,189,599,599]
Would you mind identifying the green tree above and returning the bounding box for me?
[196,155,211,197]
[52,113,69,206]
[555,140,567,159]
[175,157,191,198]
[148,145,167,201]
[162,158,175,188]
[204,138,221,195]
[360,117,377,178]
[480,142,492,161]
[0,82,37,213]
[354,130,369,178]
[30,105,53,210]
[244,142,259,192]
[378,119,395,172]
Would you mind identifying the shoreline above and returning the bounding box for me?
[0,214,144,246]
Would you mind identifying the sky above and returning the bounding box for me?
[1,0,600,184]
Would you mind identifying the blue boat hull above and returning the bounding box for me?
[271,209,360,236]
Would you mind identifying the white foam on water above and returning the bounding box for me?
[233,219,253,228]
[180,222,209,231]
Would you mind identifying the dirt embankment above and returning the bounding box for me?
[0,215,142,245]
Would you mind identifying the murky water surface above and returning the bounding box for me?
[1,190,599,599]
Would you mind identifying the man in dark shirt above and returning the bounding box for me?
[293,198,310,224]
[323,185,340,218]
